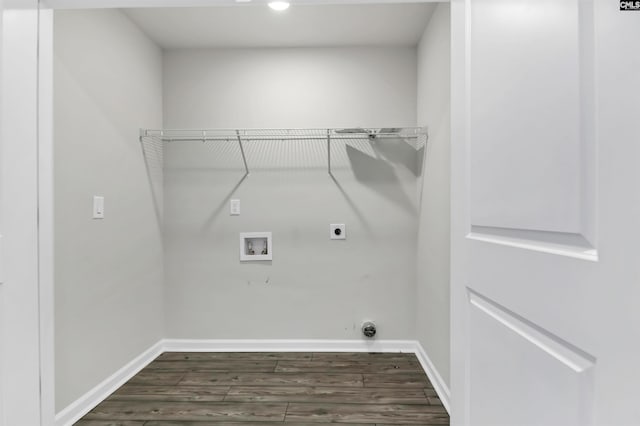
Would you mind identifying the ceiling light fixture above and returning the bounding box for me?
[268,1,290,11]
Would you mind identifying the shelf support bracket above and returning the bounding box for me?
[327,129,332,176]
[236,130,250,175]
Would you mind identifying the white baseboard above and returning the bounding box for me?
[162,338,417,354]
[54,340,164,426]
[55,338,451,424]
[414,341,451,414]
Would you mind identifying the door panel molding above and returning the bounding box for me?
[467,288,596,426]
[468,288,596,372]
[468,225,597,261]
[468,0,597,242]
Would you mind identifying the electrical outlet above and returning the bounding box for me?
[330,224,346,240]
[93,196,104,219]
[230,199,240,215]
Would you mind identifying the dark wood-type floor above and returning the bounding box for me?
[76,352,449,425]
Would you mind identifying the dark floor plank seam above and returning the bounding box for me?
[177,371,187,386]
[222,384,231,402]
[284,401,290,423]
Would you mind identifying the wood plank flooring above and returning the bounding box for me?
[76,352,449,425]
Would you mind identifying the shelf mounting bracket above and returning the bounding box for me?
[327,129,332,176]
[235,130,250,175]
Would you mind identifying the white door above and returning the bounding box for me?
[451,0,640,425]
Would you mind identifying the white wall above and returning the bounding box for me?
[416,3,451,387]
[163,47,421,340]
[163,47,417,129]
[54,9,163,411]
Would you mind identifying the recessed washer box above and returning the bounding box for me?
[240,232,272,261]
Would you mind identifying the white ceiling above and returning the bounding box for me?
[123,3,437,49]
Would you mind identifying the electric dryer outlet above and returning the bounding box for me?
[330,224,346,240]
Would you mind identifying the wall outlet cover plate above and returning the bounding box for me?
[230,199,240,215]
[330,224,346,240]
[93,196,105,219]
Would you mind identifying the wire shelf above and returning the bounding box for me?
[140,127,428,175]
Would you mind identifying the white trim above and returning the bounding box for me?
[162,338,417,353]
[55,339,451,425]
[2,6,44,426]
[468,289,595,373]
[37,7,56,426]
[467,228,598,262]
[0,2,4,424]
[54,340,164,426]
[44,0,444,10]
[449,0,469,424]
[414,341,451,414]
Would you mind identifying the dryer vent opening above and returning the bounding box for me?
[362,321,377,338]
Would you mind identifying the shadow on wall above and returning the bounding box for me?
[345,142,420,216]
[140,135,164,231]
[145,135,423,227]
[369,137,424,177]
[329,172,373,232]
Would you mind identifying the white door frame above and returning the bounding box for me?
[0,3,4,425]
[449,0,466,423]
[2,2,51,425]
[38,6,55,426]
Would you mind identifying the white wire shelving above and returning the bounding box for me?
[139,127,428,175]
